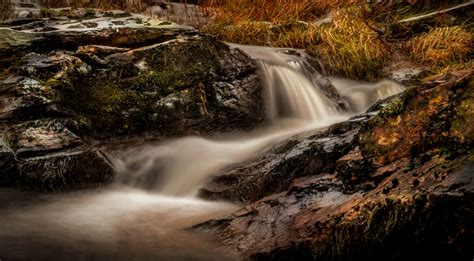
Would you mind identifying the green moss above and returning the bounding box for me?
[51,36,226,137]
[378,98,405,120]
[40,8,60,18]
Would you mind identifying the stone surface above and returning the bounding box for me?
[0,14,265,190]
[1,120,115,191]
[196,70,474,260]
[198,123,360,203]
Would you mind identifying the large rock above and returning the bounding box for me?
[0,14,265,190]
[1,15,264,139]
[195,70,474,260]
[1,120,115,191]
[198,121,361,203]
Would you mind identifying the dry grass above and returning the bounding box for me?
[200,0,390,80]
[407,26,473,65]
[307,7,388,80]
[199,0,338,47]
[204,20,320,48]
[204,21,273,46]
[200,0,363,24]
[41,0,143,10]
[423,61,474,82]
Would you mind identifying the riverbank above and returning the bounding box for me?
[201,0,473,81]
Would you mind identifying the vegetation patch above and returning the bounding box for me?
[202,4,388,80]
[307,7,388,80]
[407,26,472,65]
[201,0,343,24]
[41,0,142,10]
[201,0,472,80]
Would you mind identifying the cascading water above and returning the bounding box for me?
[115,45,349,196]
[0,45,405,260]
[260,61,337,122]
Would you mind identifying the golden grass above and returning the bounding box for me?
[201,0,341,24]
[407,26,473,65]
[307,7,388,80]
[423,61,474,82]
[204,20,320,48]
[204,21,274,46]
[201,1,388,80]
[41,0,143,10]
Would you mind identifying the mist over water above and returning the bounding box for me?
[0,45,405,260]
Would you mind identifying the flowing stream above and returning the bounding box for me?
[0,45,404,260]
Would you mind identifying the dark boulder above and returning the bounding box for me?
[1,120,115,191]
[0,14,265,190]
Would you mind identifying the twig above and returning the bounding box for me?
[395,0,474,24]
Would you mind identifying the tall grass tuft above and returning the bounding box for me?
[200,0,361,25]
[204,20,320,48]
[406,26,473,65]
[307,7,388,80]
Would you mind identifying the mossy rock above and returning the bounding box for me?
[49,35,263,138]
[359,70,473,166]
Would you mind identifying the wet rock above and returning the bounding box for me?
[51,35,263,138]
[0,28,42,63]
[334,146,372,191]
[0,14,264,190]
[199,126,359,203]
[0,142,18,186]
[196,71,474,260]
[1,120,115,191]
[1,18,264,139]
[359,70,473,166]
[388,67,424,84]
[0,76,56,126]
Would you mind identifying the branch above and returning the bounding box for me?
[395,0,474,24]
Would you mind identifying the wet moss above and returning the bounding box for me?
[378,97,405,121]
[51,36,234,137]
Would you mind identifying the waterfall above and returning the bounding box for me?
[0,44,406,260]
[116,46,353,196]
[329,77,405,113]
[260,61,337,122]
